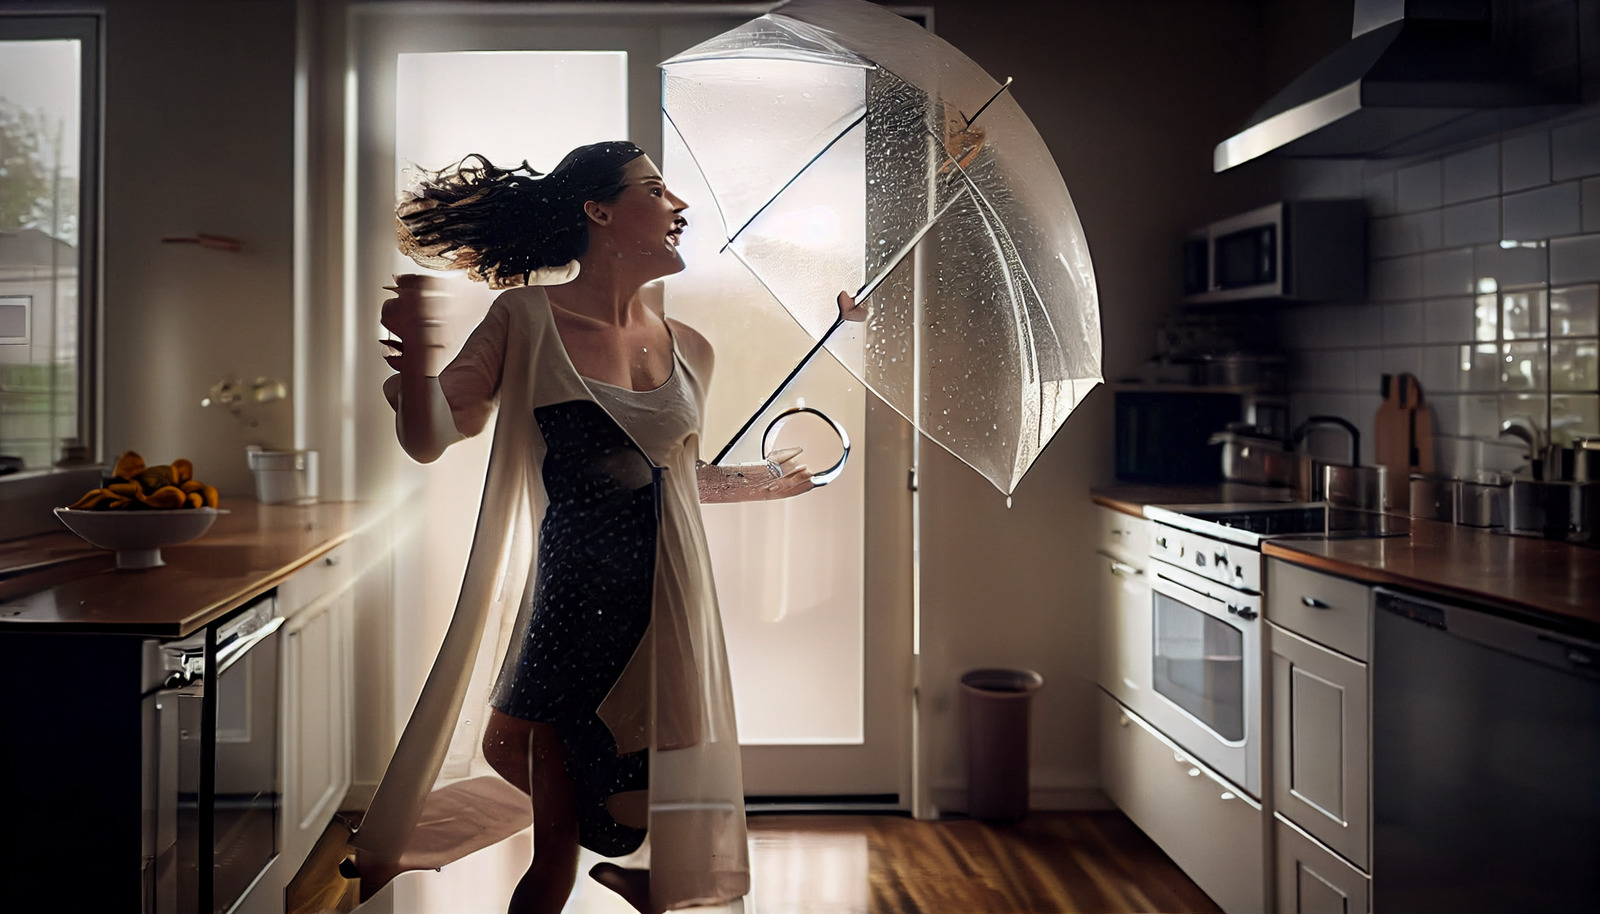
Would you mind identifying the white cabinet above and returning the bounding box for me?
[1270,623,1369,869]
[1266,557,1373,906]
[282,582,353,867]
[232,543,356,914]
[1099,691,1265,914]
[1275,814,1370,914]
[1095,507,1150,710]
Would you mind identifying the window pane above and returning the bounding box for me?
[0,36,82,470]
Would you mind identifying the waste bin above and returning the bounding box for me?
[960,668,1044,821]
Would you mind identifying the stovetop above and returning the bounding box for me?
[1145,502,1411,548]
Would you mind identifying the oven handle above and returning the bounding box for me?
[216,616,285,677]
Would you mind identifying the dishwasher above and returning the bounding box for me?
[1372,588,1600,914]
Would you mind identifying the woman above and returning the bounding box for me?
[372,141,864,914]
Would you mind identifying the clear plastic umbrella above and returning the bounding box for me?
[663,0,1102,496]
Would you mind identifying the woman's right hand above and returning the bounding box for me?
[381,274,453,377]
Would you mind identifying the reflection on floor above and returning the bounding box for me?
[317,811,1221,914]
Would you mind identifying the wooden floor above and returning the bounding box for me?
[291,810,1222,914]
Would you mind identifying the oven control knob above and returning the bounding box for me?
[1237,607,1258,620]
[1226,604,1239,615]
[1214,551,1227,569]
[1234,564,1245,580]
[1156,535,1168,549]
[1195,552,1207,568]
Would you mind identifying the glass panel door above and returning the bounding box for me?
[1153,591,1244,741]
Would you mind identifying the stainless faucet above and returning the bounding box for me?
[1292,415,1360,467]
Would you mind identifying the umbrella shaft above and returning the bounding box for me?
[713,315,846,465]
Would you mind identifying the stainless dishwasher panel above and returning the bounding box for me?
[1373,588,1600,913]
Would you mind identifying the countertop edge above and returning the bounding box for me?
[0,500,385,638]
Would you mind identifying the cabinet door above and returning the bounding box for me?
[1095,549,1150,707]
[1275,814,1369,914]
[1271,623,1369,870]
[282,589,353,868]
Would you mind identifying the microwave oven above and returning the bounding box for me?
[1182,200,1366,304]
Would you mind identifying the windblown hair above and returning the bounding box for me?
[396,141,644,289]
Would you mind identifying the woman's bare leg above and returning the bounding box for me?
[483,709,580,914]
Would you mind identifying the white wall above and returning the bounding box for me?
[101,0,297,497]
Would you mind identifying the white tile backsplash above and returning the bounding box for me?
[1363,167,1398,216]
[1384,300,1426,344]
[1443,144,1500,204]
[1550,234,1600,285]
[1503,182,1581,240]
[1397,159,1443,212]
[1502,130,1551,192]
[1372,211,1443,257]
[1476,242,1549,287]
[1422,248,1475,297]
[1371,255,1423,301]
[1441,198,1500,247]
[1552,115,1600,182]
[1420,344,1464,393]
[1277,114,1600,476]
[1423,296,1476,343]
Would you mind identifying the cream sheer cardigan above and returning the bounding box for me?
[353,285,750,908]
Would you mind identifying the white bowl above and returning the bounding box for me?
[54,507,226,569]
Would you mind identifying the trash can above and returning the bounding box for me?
[960,668,1044,821]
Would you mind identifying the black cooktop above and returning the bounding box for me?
[1181,505,1410,539]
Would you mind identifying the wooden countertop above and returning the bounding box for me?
[1263,521,1600,632]
[0,500,376,638]
[1091,485,1600,633]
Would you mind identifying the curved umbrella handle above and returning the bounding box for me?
[762,406,850,487]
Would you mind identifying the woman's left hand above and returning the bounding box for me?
[761,446,814,499]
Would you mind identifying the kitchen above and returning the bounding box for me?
[0,1,1596,913]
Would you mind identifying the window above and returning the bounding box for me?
[0,16,99,473]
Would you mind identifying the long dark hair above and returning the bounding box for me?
[396,140,644,288]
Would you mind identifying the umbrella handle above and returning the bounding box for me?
[762,406,850,488]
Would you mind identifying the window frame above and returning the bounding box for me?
[0,12,102,475]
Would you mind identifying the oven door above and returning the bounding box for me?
[1145,559,1261,797]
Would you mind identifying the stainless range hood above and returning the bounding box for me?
[1214,0,1584,172]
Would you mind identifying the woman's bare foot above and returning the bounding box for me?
[589,862,651,913]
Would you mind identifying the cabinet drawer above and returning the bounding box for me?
[1271,623,1369,869]
[1099,691,1264,914]
[1267,559,1370,660]
[278,543,352,619]
[1097,506,1150,563]
[1095,550,1151,707]
[1275,814,1369,914]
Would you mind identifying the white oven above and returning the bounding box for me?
[1141,556,1262,798]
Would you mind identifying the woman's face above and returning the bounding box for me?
[592,155,690,279]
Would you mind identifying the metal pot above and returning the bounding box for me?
[1209,428,1294,487]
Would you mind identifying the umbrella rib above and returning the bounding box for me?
[721,109,867,253]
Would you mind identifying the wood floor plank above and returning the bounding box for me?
[289,809,1222,914]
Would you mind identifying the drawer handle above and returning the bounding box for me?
[1118,714,1130,727]
[1109,560,1142,578]
[1220,791,1235,801]
[325,554,341,566]
[1187,767,1201,778]
[1301,595,1331,609]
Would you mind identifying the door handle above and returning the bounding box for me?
[1109,560,1142,578]
[1301,595,1331,609]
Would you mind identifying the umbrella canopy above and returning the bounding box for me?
[662,0,1102,495]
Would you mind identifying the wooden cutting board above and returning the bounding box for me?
[1374,372,1435,511]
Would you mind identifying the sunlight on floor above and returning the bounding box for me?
[361,825,869,914]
